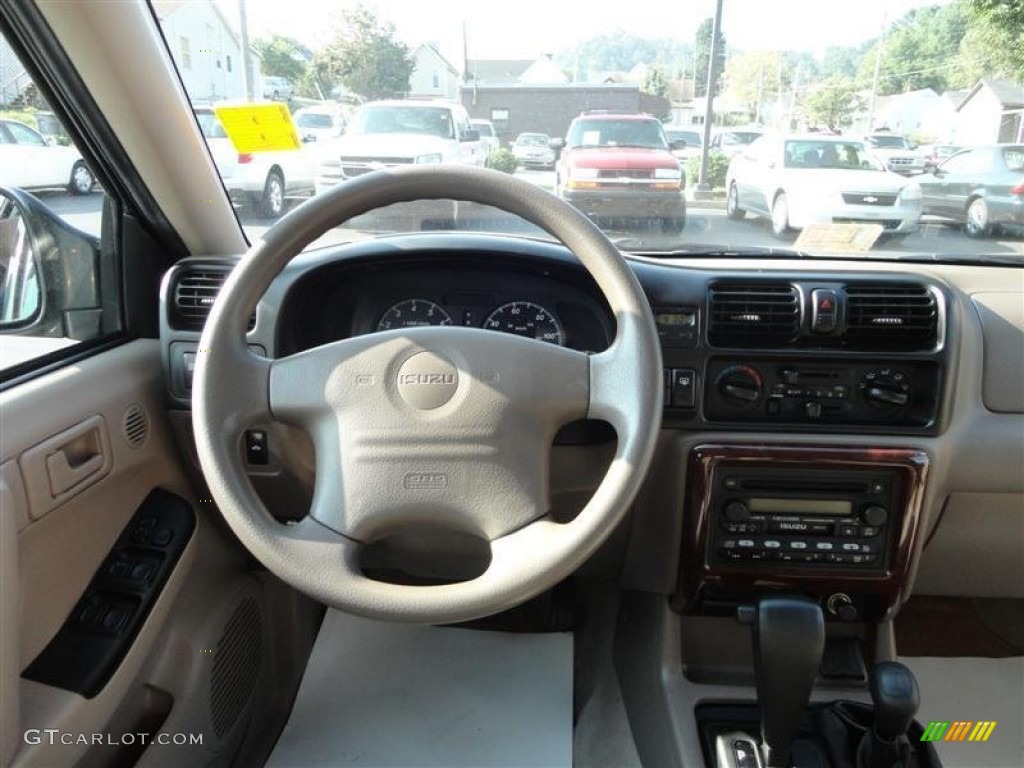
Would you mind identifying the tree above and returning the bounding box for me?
[963,0,1024,82]
[694,17,726,98]
[803,78,864,132]
[559,34,689,81]
[253,35,310,83]
[313,6,414,101]
[856,4,970,95]
[724,50,785,121]
[642,65,672,119]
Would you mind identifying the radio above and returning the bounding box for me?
[706,467,901,572]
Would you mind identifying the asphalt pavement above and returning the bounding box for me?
[33,183,1024,260]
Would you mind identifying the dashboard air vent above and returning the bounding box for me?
[171,267,254,332]
[845,283,938,350]
[709,282,800,347]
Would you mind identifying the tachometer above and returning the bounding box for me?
[484,301,564,345]
[376,299,452,330]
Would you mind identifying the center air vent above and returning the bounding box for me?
[845,283,938,351]
[171,267,255,332]
[709,282,800,348]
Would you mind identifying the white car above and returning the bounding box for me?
[512,132,556,169]
[315,100,486,192]
[709,128,764,158]
[294,106,346,144]
[0,119,94,194]
[471,119,499,155]
[862,133,927,176]
[725,134,922,239]
[262,76,294,101]
[194,106,315,219]
[664,126,704,162]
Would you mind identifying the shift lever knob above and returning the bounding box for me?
[748,597,825,768]
[870,662,920,740]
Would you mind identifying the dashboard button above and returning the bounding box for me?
[763,540,781,549]
[789,541,808,550]
[816,542,834,550]
[670,368,697,408]
[737,539,755,548]
[839,524,859,537]
[860,526,880,538]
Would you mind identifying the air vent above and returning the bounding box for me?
[845,283,938,350]
[171,267,255,331]
[709,282,800,347]
[122,404,149,449]
[210,597,263,738]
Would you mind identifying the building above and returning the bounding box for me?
[918,90,968,142]
[873,88,940,136]
[408,43,460,101]
[954,79,1024,145]
[462,84,670,146]
[152,0,262,103]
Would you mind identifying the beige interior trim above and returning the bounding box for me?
[35,0,246,255]
[971,291,1024,413]
[0,463,23,766]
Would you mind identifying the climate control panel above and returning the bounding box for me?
[704,358,940,427]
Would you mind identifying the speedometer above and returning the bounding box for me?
[484,301,564,345]
[376,299,452,331]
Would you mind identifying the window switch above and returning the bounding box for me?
[670,368,697,409]
[152,527,174,547]
[245,429,269,466]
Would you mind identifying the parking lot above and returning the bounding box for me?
[39,183,1024,260]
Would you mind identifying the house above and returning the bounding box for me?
[152,0,262,103]
[0,36,31,107]
[518,55,568,85]
[873,88,940,136]
[465,59,534,86]
[408,43,460,101]
[918,90,968,142]
[954,78,1024,145]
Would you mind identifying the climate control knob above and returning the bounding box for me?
[859,368,912,410]
[715,365,764,408]
[861,505,888,527]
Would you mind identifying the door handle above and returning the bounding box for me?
[46,448,104,496]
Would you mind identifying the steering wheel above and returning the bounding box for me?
[193,166,662,624]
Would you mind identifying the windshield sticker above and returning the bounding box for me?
[213,103,301,153]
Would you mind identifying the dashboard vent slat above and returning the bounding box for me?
[171,268,255,332]
[709,282,800,348]
[845,283,938,351]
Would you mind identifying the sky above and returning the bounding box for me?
[216,0,953,64]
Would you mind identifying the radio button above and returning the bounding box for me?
[808,522,834,535]
[789,541,808,550]
[816,542,834,551]
[861,505,888,527]
[737,539,756,548]
[860,526,880,538]
[838,524,859,537]
[763,540,781,549]
[842,543,860,552]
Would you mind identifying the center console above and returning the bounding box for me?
[678,444,930,623]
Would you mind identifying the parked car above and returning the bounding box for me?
[917,143,965,171]
[552,112,685,232]
[315,100,484,192]
[916,144,1024,237]
[0,118,94,194]
[512,132,555,169]
[262,76,294,101]
[194,106,315,218]
[664,126,703,161]
[709,128,764,157]
[293,106,346,144]
[725,134,922,239]
[862,133,927,175]
[471,119,500,155]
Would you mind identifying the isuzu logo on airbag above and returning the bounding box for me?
[396,352,459,409]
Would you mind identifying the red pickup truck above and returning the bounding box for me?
[553,112,686,233]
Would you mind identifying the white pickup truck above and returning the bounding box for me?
[194,106,315,219]
[315,100,485,193]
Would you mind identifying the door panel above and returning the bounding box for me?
[1,340,197,766]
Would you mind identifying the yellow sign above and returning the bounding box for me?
[794,223,884,253]
[213,103,301,153]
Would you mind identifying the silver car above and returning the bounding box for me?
[917,144,1024,238]
[726,135,922,240]
[512,133,555,169]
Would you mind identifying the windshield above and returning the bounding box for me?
[784,140,879,170]
[567,118,667,149]
[349,105,454,138]
[153,0,1024,262]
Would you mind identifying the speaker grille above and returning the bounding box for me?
[210,597,263,738]
[122,404,149,449]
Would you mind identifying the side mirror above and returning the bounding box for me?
[0,187,101,342]
[669,139,687,151]
[461,129,480,142]
[301,134,316,144]
[549,138,565,151]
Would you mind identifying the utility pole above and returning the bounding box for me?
[788,63,800,130]
[755,61,765,125]
[238,0,254,101]
[866,11,888,132]
[695,0,724,201]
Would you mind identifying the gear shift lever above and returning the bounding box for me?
[857,662,921,768]
[743,596,825,767]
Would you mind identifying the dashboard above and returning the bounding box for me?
[158,232,1024,622]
